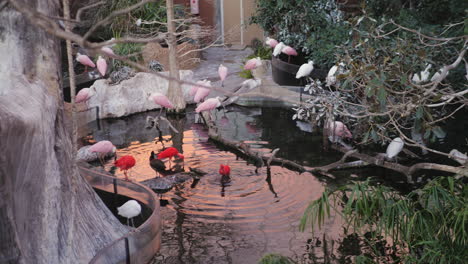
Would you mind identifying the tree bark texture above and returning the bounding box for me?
[165,0,186,113]
[0,1,126,263]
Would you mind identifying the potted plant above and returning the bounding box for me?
[251,0,350,86]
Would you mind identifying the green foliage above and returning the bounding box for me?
[258,253,296,264]
[251,0,349,66]
[239,67,254,79]
[301,177,468,263]
[111,37,144,68]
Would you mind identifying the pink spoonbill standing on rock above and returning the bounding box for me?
[149,92,174,116]
[76,52,95,73]
[96,56,107,76]
[194,80,212,103]
[75,88,94,104]
[218,64,228,87]
[89,140,116,165]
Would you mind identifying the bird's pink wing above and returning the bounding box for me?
[75,89,89,103]
[244,59,257,70]
[195,99,218,113]
[154,95,174,108]
[89,141,113,153]
[269,39,278,48]
[97,58,107,76]
[190,85,199,96]
[77,55,96,68]
[218,66,228,81]
[282,47,298,56]
[194,87,210,103]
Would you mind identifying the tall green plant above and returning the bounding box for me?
[300,177,468,263]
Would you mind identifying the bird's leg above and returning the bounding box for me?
[126,218,129,226]
[131,218,135,228]
[124,171,129,181]
[288,56,291,64]
[157,107,163,119]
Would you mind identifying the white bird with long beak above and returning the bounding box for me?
[117,200,142,227]
[296,61,314,79]
[273,42,285,57]
[386,137,404,159]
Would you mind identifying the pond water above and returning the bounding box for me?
[81,106,405,264]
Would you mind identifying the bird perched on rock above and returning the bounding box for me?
[96,56,107,76]
[219,164,231,176]
[89,140,116,165]
[117,200,142,227]
[114,155,136,181]
[386,137,404,160]
[296,61,314,79]
[265,37,278,48]
[76,52,95,72]
[218,64,228,86]
[150,151,166,175]
[273,42,285,57]
[244,57,262,70]
[195,97,221,113]
[75,88,94,103]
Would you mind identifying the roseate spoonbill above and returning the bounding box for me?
[281,45,297,63]
[244,57,262,70]
[195,97,221,113]
[101,46,115,56]
[96,56,107,76]
[412,64,432,84]
[386,137,404,160]
[117,200,141,227]
[265,37,278,48]
[89,140,116,165]
[149,92,174,116]
[75,88,94,103]
[158,147,184,167]
[218,64,228,87]
[273,42,285,57]
[219,164,231,176]
[326,120,352,143]
[194,80,212,103]
[150,151,166,176]
[190,80,204,96]
[114,155,136,181]
[76,52,95,72]
[296,61,314,79]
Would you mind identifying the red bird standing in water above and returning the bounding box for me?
[115,155,136,181]
[157,147,184,166]
[219,164,231,176]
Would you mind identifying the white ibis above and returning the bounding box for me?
[386,137,404,160]
[117,200,142,227]
[273,42,285,57]
[296,61,314,79]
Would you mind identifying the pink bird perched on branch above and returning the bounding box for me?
[218,64,228,87]
[149,92,174,109]
[244,57,262,70]
[265,37,278,48]
[76,52,95,72]
[96,56,107,76]
[195,97,221,113]
[89,140,116,165]
[194,80,212,103]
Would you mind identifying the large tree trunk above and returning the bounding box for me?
[0,1,126,263]
[165,0,186,113]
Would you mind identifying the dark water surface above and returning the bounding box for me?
[82,106,402,264]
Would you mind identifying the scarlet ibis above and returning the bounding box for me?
[244,57,262,70]
[296,61,314,79]
[194,80,212,103]
[96,56,107,76]
[326,121,352,142]
[386,137,404,160]
[195,97,221,113]
[117,200,141,227]
[115,155,136,181]
[412,64,432,84]
[265,37,278,48]
[89,140,116,165]
[75,88,94,103]
[150,151,166,175]
[218,64,228,87]
[273,42,285,57]
[158,147,184,167]
[219,164,231,176]
[76,52,95,72]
